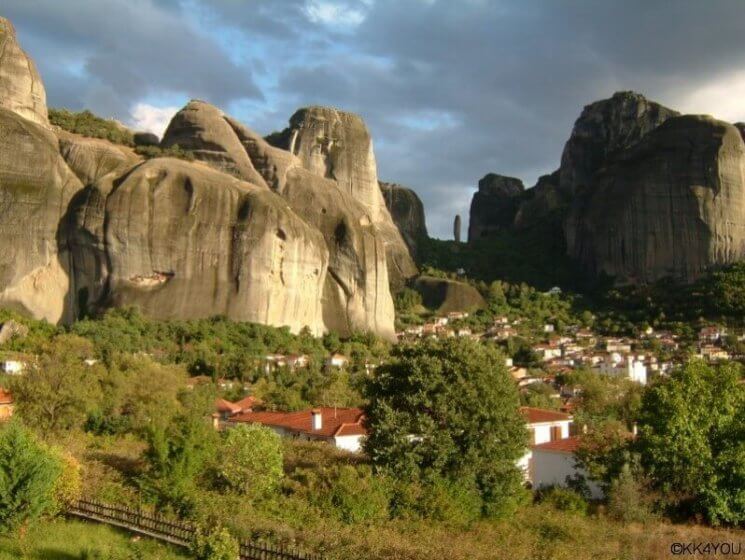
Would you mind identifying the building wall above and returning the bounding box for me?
[532,449,603,499]
[530,420,571,445]
[334,435,364,453]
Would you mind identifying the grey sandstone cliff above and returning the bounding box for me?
[161,101,403,338]
[566,115,745,283]
[559,91,678,195]
[0,18,48,127]
[467,173,525,241]
[379,181,428,258]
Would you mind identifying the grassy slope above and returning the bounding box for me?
[0,519,188,560]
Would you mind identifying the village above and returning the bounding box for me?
[0,308,740,501]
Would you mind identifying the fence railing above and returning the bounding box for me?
[67,499,323,560]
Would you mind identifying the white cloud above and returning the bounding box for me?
[128,103,179,137]
[676,70,745,124]
[304,1,368,27]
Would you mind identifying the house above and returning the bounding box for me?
[543,324,555,333]
[0,360,25,375]
[604,339,632,353]
[518,407,573,482]
[595,355,647,385]
[228,407,367,452]
[698,345,731,362]
[531,437,603,499]
[233,395,261,413]
[214,398,242,420]
[326,353,349,369]
[699,326,726,343]
[0,387,13,420]
[533,344,562,362]
[447,311,469,321]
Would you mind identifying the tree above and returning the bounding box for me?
[0,422,62,534]
[140,387,219,513]
[192,527,239,560]
[216,424,283,497]
[364,338,528,519]
[636,360,745,525]
[11,335,103,432]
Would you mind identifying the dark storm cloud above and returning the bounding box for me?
[3,0,261,118]
[4,0,745,237]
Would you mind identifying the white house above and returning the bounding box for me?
[518,407,573,480]
[0,360,25,375]
[531,437,603,499]
[596,355,647,385]
[226,407,366,453]
[326,353,350,369]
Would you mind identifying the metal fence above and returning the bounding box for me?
[67,499,323,560]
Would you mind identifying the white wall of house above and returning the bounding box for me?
[532,449,603,499]
[0,361,24,375]
[529,420,571,445]
[333,435,364,453]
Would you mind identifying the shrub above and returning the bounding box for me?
[192,527,239,560]
[49,108,134,146]
[0,421,63,533]
[216,424,283,498]
[607,464,652,523]
[134,144,195,161]
[536,487,588,516]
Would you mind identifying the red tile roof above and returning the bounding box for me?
[532,436,581,454]
[231,407,367,438]
[0,387,12,405]
[214,398,241,414]
[520,406,572,424]
[233,395,261,411]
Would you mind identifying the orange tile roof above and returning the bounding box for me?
[532,436,581,454]
[0,387,12,405]
[233,395,261,411]
[214,398,241,414]
[520,406,572,424]
[231,407,367,438]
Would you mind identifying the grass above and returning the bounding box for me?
[0,519,188,560]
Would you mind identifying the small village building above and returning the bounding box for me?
[596,355,647,385]
[0,360,25,375]
[228,407,367,452]
[326,353,350,369]
[531,437,603,499]
[699,326,726,343]
[0,387,13,420]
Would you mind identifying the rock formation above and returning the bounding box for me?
[566,114,745,283]
[558,91,678,195]
[0,18,48,127]
[0,20,409,339]
[467,173,525,241]
[67,158,330,334]
[379,181,428,259]
[736,122,745,142]
[453,215,462,243]
[0,108,83,323]
[266,107,417,287]
[413,276,486,314]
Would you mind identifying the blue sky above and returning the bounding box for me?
[5,0,745,238]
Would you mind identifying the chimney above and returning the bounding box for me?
[311,409,322,431]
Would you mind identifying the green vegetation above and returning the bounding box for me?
[134,144,195,161]
[0,519,187,559]
[215,424,283,497]
[0,422,62,533]
[364,338,528,521]
[49,108,134,146]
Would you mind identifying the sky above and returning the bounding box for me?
[5,0,745,238]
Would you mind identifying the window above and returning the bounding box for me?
[550,425,562,441]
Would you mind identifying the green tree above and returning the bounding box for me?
[364,338,528,519]
[0,422,62,534]
[216,424,283,497]
[192,527,239,560]
[11,335,103,432]
[636,360,745,525]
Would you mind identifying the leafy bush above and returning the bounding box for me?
[536,487,588,516]
[216,425,283,498]
[49,108,134,146]
[0,421,63,533]
[134,144,195,161]
[192,527,239,560]
[606,464,652,523]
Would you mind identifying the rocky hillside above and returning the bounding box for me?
[379,181,428,258]
[468,91,745,285]
[0,16,418,339]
